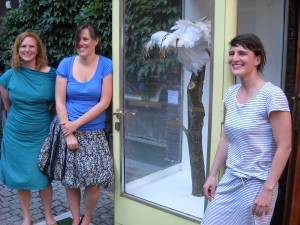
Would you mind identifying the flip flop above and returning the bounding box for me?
[79,214,85,225]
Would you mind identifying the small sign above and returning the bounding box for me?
[168,90,179,105]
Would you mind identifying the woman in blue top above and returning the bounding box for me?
[0,31,57,225]
[202,34,292,224]
[54,21,113,225]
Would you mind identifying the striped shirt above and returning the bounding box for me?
[225,82,290,180]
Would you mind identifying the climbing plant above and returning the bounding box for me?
[0,0,112,70]
[124,0,182,96]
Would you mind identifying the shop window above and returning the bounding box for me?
[122,0,212,219]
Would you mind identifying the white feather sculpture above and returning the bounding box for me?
[145,18,211,74]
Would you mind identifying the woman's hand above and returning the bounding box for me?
[66,134,79,150]
[203,175,217,201]
[252,187,273,217]
[61,121,79,136]
[0,85,11,112]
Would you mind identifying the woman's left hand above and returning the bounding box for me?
[61,121,79,136]
[66,134,79,150]
[252,188,273,217]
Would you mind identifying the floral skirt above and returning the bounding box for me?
[40,119,114,188]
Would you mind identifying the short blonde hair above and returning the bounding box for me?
[11,30,48,70]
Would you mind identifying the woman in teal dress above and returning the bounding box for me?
[0,31,57,225]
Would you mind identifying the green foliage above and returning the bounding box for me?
[0,0,112,70]
[124,0,182,95]
[0,8,28,68]
[75,0,112,58]
[0,0,181,97]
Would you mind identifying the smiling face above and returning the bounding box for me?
[18,37,38,67]
[228,45,261,78]
[76,28,99,57]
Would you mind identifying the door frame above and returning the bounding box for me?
[283,3,300,224]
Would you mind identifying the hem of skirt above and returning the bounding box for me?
[62,180,114,189]
[1,182,49,190]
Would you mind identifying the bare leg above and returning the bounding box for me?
[39,184,56,224]
[17,190,32,225]
[81,185,100,225]
[66,188,81,225]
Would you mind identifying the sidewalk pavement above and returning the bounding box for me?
[0,181,114,225]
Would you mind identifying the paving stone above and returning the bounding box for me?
[0,181,114,225]
[9,204,20,210]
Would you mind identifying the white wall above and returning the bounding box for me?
[237,0,286,87]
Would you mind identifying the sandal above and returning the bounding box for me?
[79,215,84,225]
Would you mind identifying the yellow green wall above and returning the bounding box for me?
[209,0,237,178]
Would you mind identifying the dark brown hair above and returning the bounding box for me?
[229,33,266,72]
[74,21,100,53]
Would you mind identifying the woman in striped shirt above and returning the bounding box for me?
[202,33,292,225]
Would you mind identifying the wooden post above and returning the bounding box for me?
[186,68,205,196]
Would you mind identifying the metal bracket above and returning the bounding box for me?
[112,109,136,131]
[115,122,120,131]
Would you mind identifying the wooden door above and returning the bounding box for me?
[283,3,300,224]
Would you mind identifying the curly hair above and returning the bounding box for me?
[11,30,48,70]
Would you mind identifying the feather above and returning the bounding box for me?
[145,18,211,73]
[160,33,180,48]
[145,31,169,51]
[178,38,210,73]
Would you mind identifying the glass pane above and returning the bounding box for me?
[237,0,286,87]
[123,0,212,219]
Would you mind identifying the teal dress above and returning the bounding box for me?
[0,67,56,190]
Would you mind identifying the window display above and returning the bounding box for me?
[122,0,212,219]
